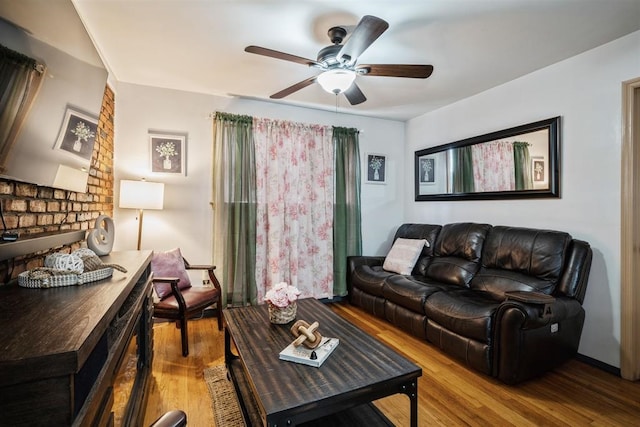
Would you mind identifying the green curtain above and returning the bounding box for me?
[451,146,475,193]
[513,141,533,190]
[0,44,45,172]
[212,112,257,306]
[333,127,362,297]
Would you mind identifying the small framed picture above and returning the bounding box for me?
[419,156,436,184]
[54,107,98,160]
[365,153,387,184]
[532,156,545,182]
[150,132,186,175]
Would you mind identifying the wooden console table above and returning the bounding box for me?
[0,250,154,426]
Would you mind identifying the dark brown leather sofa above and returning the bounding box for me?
[347,222,593,384]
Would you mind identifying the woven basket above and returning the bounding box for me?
[268,302,297,324]
[18,267,114,289]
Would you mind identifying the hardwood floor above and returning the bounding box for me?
[143,302,640,426]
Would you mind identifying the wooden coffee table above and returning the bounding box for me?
[224,298,421,426]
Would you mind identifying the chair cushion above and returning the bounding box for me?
[383,238,428,275]
[154,286,219,312]
[151,248,191,299]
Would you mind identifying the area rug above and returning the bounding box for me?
[203,365,245,427]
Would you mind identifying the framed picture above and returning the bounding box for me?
[532,156,545,182]
[54,107,98,160]
[419,156,435,184]
[150,132,186,175]
[365,153,387,184]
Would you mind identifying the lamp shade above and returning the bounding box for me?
[119,180,164,210]
[317,69,356,94]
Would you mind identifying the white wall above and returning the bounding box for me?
[112,84,405,283]
[405,30,640,368]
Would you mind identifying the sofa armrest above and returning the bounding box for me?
[505,290,555,305]
[347,255,386,271]
[346,256,386,296]
[496,296,585,383]
[505,291,555,318]
[499,294,582,330]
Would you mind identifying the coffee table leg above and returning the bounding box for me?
[224,327,237,364]
[401,380,418,427]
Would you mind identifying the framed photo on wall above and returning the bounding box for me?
[365,153,387,184]
[54,107,98,161]
[419,156,435,184]
[149,132,186,175]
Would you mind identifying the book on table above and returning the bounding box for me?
[279,337,339,367]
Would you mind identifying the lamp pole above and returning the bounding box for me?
[136,208,144,250]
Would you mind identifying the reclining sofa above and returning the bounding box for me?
[347,223,592,384]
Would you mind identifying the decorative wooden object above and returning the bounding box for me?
[290,320,323,349]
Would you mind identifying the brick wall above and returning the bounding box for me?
[0,86,115,282]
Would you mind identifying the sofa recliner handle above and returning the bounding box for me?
[504,291,556,318]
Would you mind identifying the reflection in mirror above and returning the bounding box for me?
[0,0,108,192]
[415,117,560,201]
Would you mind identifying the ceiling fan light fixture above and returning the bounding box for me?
[317,69,356,94]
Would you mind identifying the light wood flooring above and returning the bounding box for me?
[143,302,640,426]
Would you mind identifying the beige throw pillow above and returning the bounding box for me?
[383,238,429,275]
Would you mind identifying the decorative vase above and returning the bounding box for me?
[163,158,172,169]
[374,169,379,180]
[268,302,297,324]
[73,139,82,152]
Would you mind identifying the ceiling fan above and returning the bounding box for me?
[245,15,434,105]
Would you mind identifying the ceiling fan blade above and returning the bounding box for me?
[343,82,367,105]
[358,64,434,79]
[270,76,318,99]
[245,45,320,67]
[336,15,389,65]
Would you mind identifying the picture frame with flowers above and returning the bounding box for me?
[149,132,186,175]
[365,153,387,184]
[54,107,98,161]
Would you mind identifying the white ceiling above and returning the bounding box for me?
[69,1,640,120]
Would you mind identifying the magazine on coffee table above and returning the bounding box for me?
[279,337,339,367]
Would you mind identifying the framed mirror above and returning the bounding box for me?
[0,0,108,192]
[415,116,560,201]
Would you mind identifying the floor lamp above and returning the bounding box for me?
[119,180,164,250]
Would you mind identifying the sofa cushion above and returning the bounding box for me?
[470,226,571,298]
[425,223,491,286]
[394,224,442,275]
[424,289,501,344]
[382,275,451,314]
[383,238,428,275]
[350,265,393,297]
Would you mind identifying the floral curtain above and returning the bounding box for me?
[471,140,515,192]
[253,118,334,302]
[333,127,362,297]
[0,44,45,172]
[212,112,257,306]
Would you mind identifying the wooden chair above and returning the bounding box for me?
[152,259,223,357]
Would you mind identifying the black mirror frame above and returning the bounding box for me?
[414,116,561,201]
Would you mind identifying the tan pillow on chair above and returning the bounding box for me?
[383,238,428,275]
[151,248,191,299]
